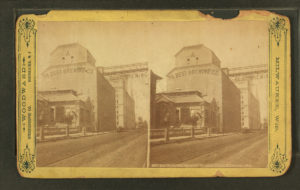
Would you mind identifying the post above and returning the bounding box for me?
[164,128,169,143]
[82,127,86,136]
[207,127,211,137]
[40,126,44,141]
[191,126,195,138]
[66,125,70,137]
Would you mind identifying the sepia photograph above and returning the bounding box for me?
[148,21,269,168]
[35,19,269,168]
[35,22,162,167]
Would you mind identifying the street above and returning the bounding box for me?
[37,130,147,167]
[150,131,268,168]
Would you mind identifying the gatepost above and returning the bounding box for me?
[66,125,70,137]
[40,126,44,141]
[82,127,86,136]
[207,127,211,137]
[191,126,195,138]
[164,128,169,143]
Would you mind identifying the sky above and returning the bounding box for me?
[37,20,268,92]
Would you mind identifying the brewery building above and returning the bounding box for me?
[39,43,116,132]
[38,43,161,132]
[159,44,241,133]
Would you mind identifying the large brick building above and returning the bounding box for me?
[99,63,161,129]
[235,81,261,130]
[103,78,136,129]
[228,64,267,129]
[39,43,116,132]
[165,44,241,132]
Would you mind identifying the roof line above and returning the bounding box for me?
[166,63,218,77]
[174,44,204,57]
[50,42,85,55]
[228,64,267,71]
[102,62,148,69]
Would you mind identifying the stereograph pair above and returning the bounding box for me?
[16,10,291,178]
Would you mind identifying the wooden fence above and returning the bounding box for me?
[150,127,208,142]
[37,126,83,140]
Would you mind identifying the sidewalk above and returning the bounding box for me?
[37,131,114,143]
[150,133,235,146]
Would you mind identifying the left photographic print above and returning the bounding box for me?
[35,22,157,168]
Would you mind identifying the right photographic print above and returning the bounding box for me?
[150,20,268,168]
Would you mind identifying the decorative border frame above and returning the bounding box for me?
[17,17,37,174]
[16,10,291,178]
[268,17,290,174]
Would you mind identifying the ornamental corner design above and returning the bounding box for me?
[18,17,37,47]
[269,144,287,173]
[269,17,287,47]
[19,144,35,173]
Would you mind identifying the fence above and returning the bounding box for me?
[150,127,209,143]
[37,126,84,141]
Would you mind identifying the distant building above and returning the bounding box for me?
[155,90,218,130]
[40,43,116,132]
[99,63,161,129]
[165,44,241,132]
[228,64,268,129]
[234,80,261,130]
[107,78,135,129]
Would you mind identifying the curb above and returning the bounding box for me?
[37,131,115,143]
[150,133,232,146]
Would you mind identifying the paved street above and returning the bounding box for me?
[37,130,147,168]
[150,131,268,168]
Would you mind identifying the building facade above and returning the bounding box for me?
[165,44,241,132]
[228,64,267,129]
[105,78,136,129]
[99,63,161,129]
[96,72,117,132]
[234,80,261,130]
[39,43,116,132]
[37,94,51,127]
[155,91,218,130]
[37,90,93,129]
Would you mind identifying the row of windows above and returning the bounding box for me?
[62,56,74,60]
[107,73,148,80]
[186,57,199,61]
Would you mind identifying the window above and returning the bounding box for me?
[187,58,190,65]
